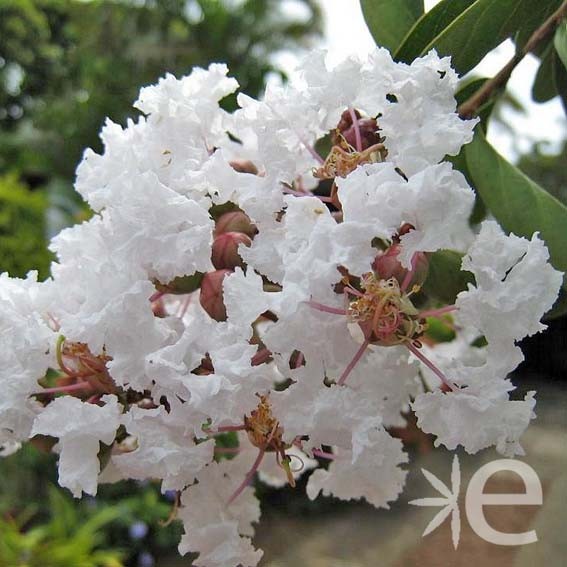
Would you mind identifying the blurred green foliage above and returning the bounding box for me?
[0,173,51,278]
[0,444,184,566]
[0,487,123,567]
[0,1,322,562]
[0,0,322,187]
[518,141,567,206]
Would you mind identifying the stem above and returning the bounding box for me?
[458,0,567,119]
[337,338,370,386]
[306,300,347,316]
[216,424,246,433]
[348,107,363,152]
[406,342,457,392]
[419,305,457,319]
[227,448,265,505]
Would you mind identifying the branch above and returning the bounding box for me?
[458,0,567,119]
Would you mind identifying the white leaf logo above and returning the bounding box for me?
[409,454,461,549]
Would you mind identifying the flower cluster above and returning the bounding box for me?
[0,48,562,566]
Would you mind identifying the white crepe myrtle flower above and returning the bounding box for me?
[0,48,562,567]
[456,220,563,342]
[0,272,56,445]
[111,406,215,492]
[31,395,122,497]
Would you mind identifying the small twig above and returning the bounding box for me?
[458,0,567,119]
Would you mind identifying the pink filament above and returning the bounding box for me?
[312,448,336,460]
[227,448,265,505]
[337,338,370,386]
[406,342,457,392]
[33,381,93,396]
[348,107,363,152]
[149,290,165,303]
[343,285,363,298]
[306,300,347,316]
[178,295,192,318]
[419,305,457,319]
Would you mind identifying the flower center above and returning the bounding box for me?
[347,275,426,346]
[244,395,285,453]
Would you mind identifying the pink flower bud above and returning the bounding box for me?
[215,211,257,238]
[199,269,231,321]
[212,231,252,270]
[372,244,429,288]
[333,109,382,151]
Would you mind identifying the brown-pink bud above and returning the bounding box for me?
[214,211,257,238]
[372,244,429,288]
[229,159,259,175]
[199,269,231,321]
[333,109,382,151]
[212,231,252,270]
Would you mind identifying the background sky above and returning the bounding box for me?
[282,0,566,161]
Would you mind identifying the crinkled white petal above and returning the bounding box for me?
[31,395,122,496]
[457,221,563,342]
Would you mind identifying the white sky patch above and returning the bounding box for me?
[275,0,566,162]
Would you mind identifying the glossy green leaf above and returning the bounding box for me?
[422,250,474,304]
[465,129,567,315]
[361,0,424,52]
[466,129,567,272]
[554,21,567,69]
[396,0,562,75]
[553,44,567,113]
[515,0,563,49]
[395,0,475,63]
[533,44,559,102]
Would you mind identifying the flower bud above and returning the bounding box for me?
[199,269,231,321]
[333,109,382,151]
[214,211,257,238]
[212,231,251,270]
[372,244,429,288]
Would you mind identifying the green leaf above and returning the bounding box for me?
[361,0,424,52]
[553,43,567,113]
[422,250,474,304]
[396,0,562,75]
[466,129,567,272]
[554,21,567,69]
[515,0,563,49]
[533,44,559,102]
[465,129,567,314]
[395,0,475,63]
[425,316,457,343]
